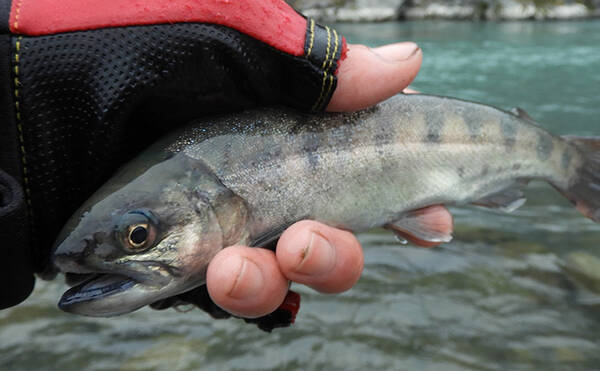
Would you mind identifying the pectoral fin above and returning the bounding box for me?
[385,206,453,247]
[249,217,308,251]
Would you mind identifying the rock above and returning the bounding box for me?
[540,4,590,19]
[302,6,400,22]
[290,0,404,22]
[287,0,597,21]
[554,346,585,363]
[562,251,600,294]
[488,0,589,20]
[487,0,536,20]
[404,3,480,20]
[288,0,402,21]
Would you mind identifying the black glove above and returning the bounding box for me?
[151,285,302,333]
[0,0,345,312]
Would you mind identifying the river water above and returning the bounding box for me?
[2,21,600,370]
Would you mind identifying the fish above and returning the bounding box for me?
[51,94,600,317]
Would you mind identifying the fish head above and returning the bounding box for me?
[52,155,246,317]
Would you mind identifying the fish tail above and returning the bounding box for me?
[554,136,600,222]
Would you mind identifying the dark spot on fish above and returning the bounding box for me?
[562,147,574,170]
[426,122,444,143]
[329,124,352,150]
[537,133,554,161]
[372,128,391,156]
[457,166,465,178]
[426,132,439,143]
[512,163,521,171]
[374,111,395,145]
[481,165,489,177]
[424,109,446,143]
[303,133,321,169]
[252,141,282,167]
[269,144,283,160]
[462,110,483,141]
[306,152,320,169]
[500,116,518,149]
[373,132,389,148]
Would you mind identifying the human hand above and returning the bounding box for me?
[206,42,454,318]
[0,0,451,315]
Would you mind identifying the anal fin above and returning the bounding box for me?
[472,183,527,212]
[385,205,453,247]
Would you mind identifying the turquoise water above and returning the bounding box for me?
[341,21,600,137]
[2,21,600,370]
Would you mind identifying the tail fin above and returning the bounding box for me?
[557,136,600,222]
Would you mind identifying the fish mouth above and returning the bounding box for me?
[56,263,177,317]
[59,274,138,310]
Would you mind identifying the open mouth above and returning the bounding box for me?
[55,261,178,316]
[59,274,137,309]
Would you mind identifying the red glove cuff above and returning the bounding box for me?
[10,0,324,57]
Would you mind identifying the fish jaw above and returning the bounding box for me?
[57,254,205,317]
[55,239,182,317]
[58,274,156,317]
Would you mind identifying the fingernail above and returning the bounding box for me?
[403,45,421,61]
[372,42,420,62]
[396,45,420,61]
[294,232,336,276]
[226,256,264,300]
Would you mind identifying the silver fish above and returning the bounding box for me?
[52,94,600,316]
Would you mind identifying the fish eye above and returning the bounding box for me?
[116,209,158,253]
[128,224,149,247]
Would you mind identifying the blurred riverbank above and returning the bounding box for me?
[288,0,600,22]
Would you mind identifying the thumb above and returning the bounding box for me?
[327,42,422,112]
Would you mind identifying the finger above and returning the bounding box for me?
[276,221,364,294]
[327,42,422,112]
[206,245,289,318]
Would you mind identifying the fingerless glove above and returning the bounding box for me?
[0,0,346,310]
